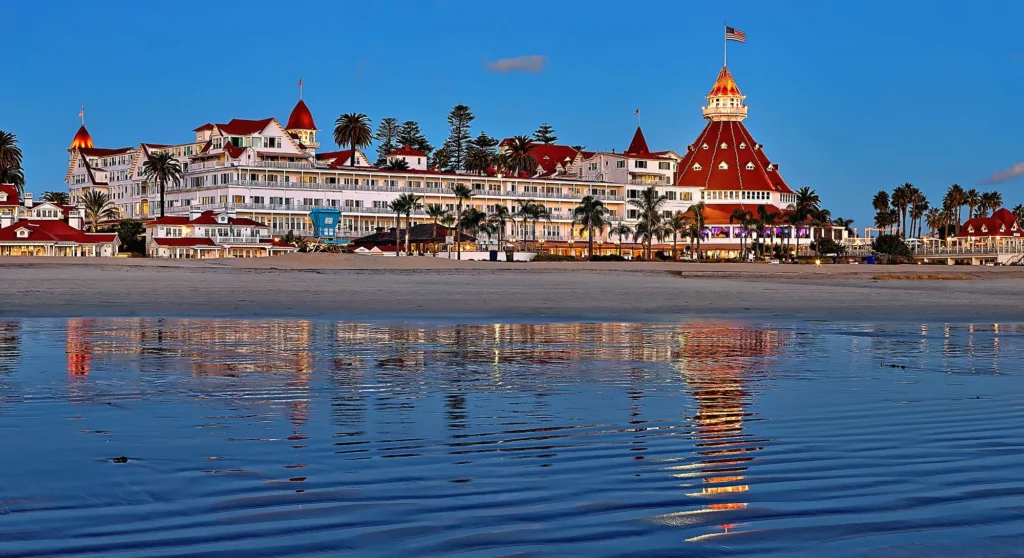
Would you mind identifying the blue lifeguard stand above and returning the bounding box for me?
[309,207,346,246]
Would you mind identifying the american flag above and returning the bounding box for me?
[725,26,746,43]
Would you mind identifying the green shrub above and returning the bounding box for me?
[810,238,846,255]
[533,253,576,262]
[590,254,626,262]
[872,234,912,257]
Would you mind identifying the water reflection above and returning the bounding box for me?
[3,318,1024,556]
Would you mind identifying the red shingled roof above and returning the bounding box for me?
[0,220,116,244]
[626,127,650,155]
[79,147,134,158]
[0,184,19,206]
[709,67,743,97]
[961,208,1021,237]
[215,118,274,136]
[147,211,265,227]
[388,145,427,157]
[675,120,792,193]
[526,144,579,174]
[193,123,215,132]
[285,100,317,130]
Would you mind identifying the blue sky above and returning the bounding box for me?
[1,0,1021,227]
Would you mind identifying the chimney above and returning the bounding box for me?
[24,193,33,208]
[68,209,83,230]
[0,211,13,229]
[188,207,202,222]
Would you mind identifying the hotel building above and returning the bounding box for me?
[64,67,835,257]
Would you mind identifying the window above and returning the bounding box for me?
[634,161,647,169]
[718,161,729,170]
[627,189,641,199]
[616,160,625,168]
[658,162,671,170]
[701,143,709,150]
[664,191,677,201]
[720,142,728,149]
[745,162,755,170]
[589,162,598,171]
[692,163,702,171]
[681,192,693,201]
[739,142,746,150]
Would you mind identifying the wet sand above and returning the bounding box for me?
[2,254,1023,322]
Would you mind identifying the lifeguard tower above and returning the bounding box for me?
[307,207,345,251]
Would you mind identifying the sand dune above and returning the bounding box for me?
[2,255,1023,322]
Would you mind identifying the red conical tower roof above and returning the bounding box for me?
[286,99,317,130]
[708,67,742,97]
[69,125,94,151]
[626,126,650,154]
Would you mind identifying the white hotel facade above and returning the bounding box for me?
[65,67,828,256]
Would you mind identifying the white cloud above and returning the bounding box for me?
[486,55,547,73]
[980,162,1024,185]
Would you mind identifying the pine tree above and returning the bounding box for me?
[397,121,432,155]
[465,131,499,175]
[445,104,475,171]
[533,123,557,144]
[468,131,498,156]
[374,117,401,166]
[431,143,453,172]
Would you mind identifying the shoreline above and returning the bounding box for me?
[3,255,1024,323]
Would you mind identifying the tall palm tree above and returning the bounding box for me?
[924,207,943,237]
[627,186,667,260]
[910,197,929,239]
[832,217,855,237]
[504,135,538,175]
[0,131,23,197]
[450,183,474,260]
[786,211,805,258]
[666,211,691,261]
[981,190,1002,217]
[465,149,492,176]
[393,193,422,255]
[41,191,70,205]
[810,208,832,258]
[1012,204,1024,224]
[609,223,633,256]
[572,195,608,261]
[141,151,183,218]
[425,203,448,224]
[729,207,752,261]
[889,184,910,237]
[333,113,373,167]
[459,207,487,247]
[382,158,410,171]
[387,197,409,254]
[688,201,707,260]
[81,190,119,231]
[944,184,966,234]
[872,190,890,214]
[488,205,513,251]
[757,205,780,257]
[964,188,981,223]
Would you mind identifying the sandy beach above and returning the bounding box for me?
[2,254,1024,322]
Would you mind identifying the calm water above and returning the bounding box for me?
[2,319,1024,557]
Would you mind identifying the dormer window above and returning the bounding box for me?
[981,225,988,233]
[720,142,728,149]
[718,161,729,170]
[701,143,709,150]
[0,192,6,201]
[767,164,775,171]
[745,162,755,170]
[739,142,747,150]
[692,163,702,171]
[16,228,29,238]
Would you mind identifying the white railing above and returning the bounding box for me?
[627,178,673,186]
[916,244,1024,255]
[212,236,270,245]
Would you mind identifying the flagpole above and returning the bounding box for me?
[724,24,727,67]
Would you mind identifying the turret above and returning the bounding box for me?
[69,125,94,151]
[702,67,748,122]
[285,99,319,151]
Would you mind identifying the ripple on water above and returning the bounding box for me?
[1,319,1024,556]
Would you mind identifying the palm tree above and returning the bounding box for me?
[0,131,23,197]
[873,209,895,235]
[387,197,408,254]
[688,201,707,260]
[872,190,890,214]
[514,199,551,249]
[965,188,981,223]
[425,203,448,224]
[81,190,118,231]
[488,205,513,251]
[609,223,633,256]
[141,151,183,218]
[333,113,373,167]
[924,207,943,237]
[757,205,779,257]
[382,158,410,171]
[394,193,422,255]
[729,207,752,261]
[465,149,492,175]
[810,208,832,258]
[450,183,474,260]
[572,195,608,261]
[459,207,487,247]
[504,135,538,175]
[832,217,855,237]
[627,186,667,260]
[910,198,929,239]
[981,190,1002,217]
[0,166,25,198]
[40,191,70,205]
[1012,204,1024,224]
[786,211,805,258]
[666,211,691,261]
[633,219,669,258]
[944,184,966,234]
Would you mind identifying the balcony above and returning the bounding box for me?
[212,236,271,245]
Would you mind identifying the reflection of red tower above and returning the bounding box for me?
[66,318,93,376]
[677,325,785,539]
